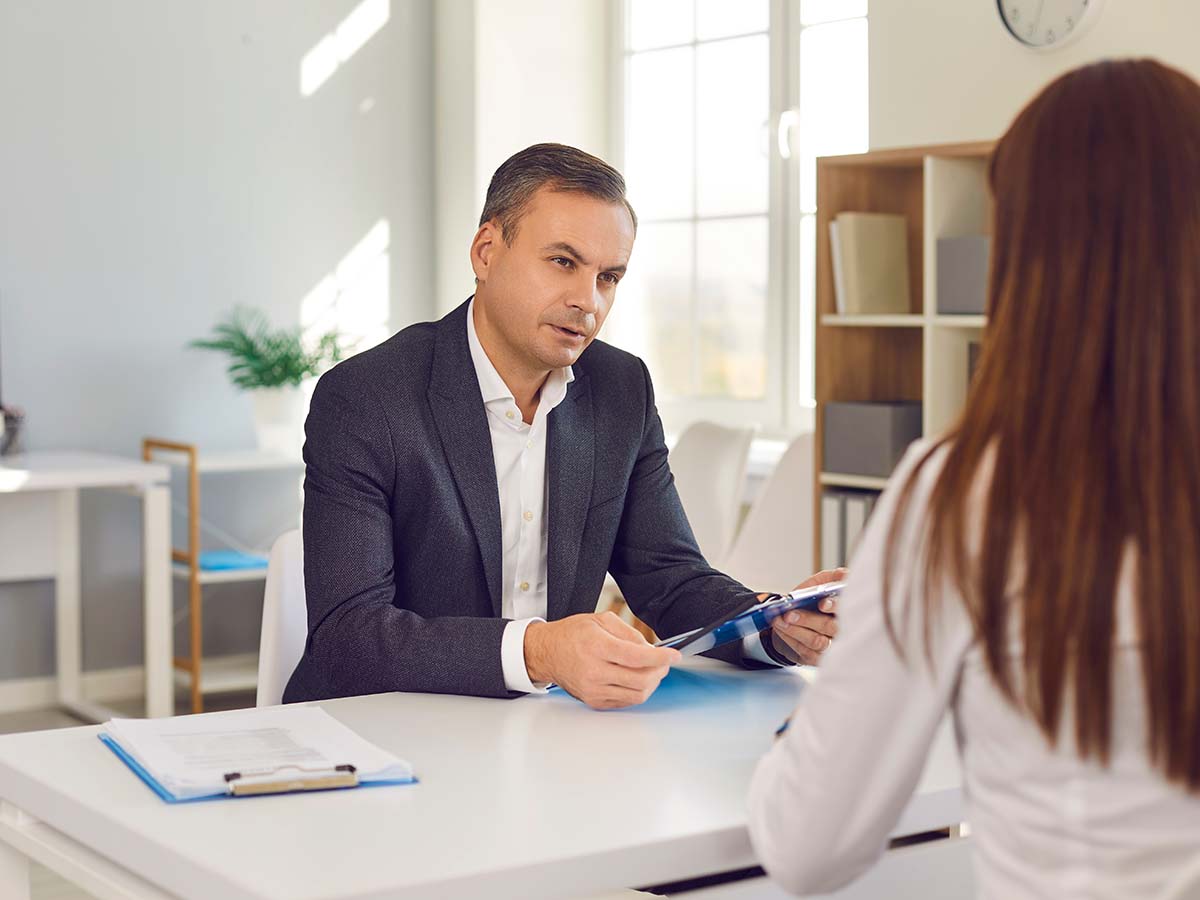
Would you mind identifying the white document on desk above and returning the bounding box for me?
[103,706,413,801]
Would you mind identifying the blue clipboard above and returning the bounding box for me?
[655,581,844,656]
[99,733,418,803]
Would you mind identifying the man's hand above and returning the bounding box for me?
[524,612,681,710]
[767,568,846,666]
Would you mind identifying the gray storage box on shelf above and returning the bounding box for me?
[936,235,990,315]
[823,401,923,478]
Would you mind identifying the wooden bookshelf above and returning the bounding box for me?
[814,141,995,567]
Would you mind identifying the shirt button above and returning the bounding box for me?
[526,441,533,449]
[520,581,530,592]
[505,410,515,420]
[523,510,533,522]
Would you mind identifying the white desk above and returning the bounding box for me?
[0,660,964,900]
[0,452,172,721]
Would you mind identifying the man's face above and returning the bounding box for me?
[471,187,636,372]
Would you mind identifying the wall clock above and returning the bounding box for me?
[997,0,1102,49]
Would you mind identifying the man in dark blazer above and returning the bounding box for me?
[285,144,840,709]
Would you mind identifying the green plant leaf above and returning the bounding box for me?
[187,306,346,390]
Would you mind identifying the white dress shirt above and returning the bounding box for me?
[466,301,776,694]
[747,439,1200,899]
[466,301,571,694]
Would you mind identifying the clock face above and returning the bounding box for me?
[998,0,1093,48]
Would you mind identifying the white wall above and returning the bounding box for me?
[869,0,1200,148]
[474,0,612,197]
[0,0,434,680]
[435,0,479,319]
[434,0,613,314]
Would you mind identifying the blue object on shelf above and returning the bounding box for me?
[198,550,268,571]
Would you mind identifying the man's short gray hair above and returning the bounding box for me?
[479,143,638,244]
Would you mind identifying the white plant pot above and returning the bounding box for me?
[250,386,306,456]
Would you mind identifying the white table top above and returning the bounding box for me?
[0,660,962,900]
[0,451,169,492]
[155,449,304,474]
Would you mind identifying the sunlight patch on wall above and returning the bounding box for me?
[301,219,391,357]
[299,0,390,97]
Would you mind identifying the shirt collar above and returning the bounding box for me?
[466,298,575,410]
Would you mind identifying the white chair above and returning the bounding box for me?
[669,421,755,564]
[720,433,814,593]
[256,529,307,707]
[1159,853,1200,900]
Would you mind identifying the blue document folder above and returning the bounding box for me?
[100,733,417,803]
[656,581,844,656]
[99,707,419,803]
[98,734,417,806]
[197,549,268,571]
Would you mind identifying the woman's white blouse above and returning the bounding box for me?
[747,440,1200,899]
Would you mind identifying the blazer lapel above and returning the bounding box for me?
[428,302,504,617]
[546,377,594,621]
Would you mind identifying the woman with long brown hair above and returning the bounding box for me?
[747,58,1200,899]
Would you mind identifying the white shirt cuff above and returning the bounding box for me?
[743,630,783,667]
[501,617,551,694]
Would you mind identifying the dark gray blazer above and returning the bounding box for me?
[283,300,781,703]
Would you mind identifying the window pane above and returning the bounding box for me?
[696,35,770,217]
[628,0,694,51]
[696,0,768,40]
[609,222,695,398]
[800,0,867,26]
[697,217,768,399]
[626,47,695,220]
[799,18,868,212]
[798,213,816,404]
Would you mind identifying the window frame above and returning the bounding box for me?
[609,0,866,438]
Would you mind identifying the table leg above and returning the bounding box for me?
[54,489,82,709]
[142,484,173,719]
[0,837,31,900]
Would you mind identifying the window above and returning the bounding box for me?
[608,0,868,433]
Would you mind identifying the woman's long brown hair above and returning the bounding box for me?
[885,59,1200,790]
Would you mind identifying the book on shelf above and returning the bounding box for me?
[821,492,845,570]
[821,488,882,568]
[830,220,847,314]
[844,493,870,559]
[828,212,910,315]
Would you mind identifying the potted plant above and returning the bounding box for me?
[189,308,344,454]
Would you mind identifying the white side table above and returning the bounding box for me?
[0,452,172,721]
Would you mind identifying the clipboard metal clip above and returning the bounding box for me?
[223,763,359,796]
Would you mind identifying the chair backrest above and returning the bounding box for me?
[257,529,307,707]
[720,432,815,592]
[668,421,755,564]
[1159,854,1200,900]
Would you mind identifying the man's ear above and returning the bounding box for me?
[470,221,502,284]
